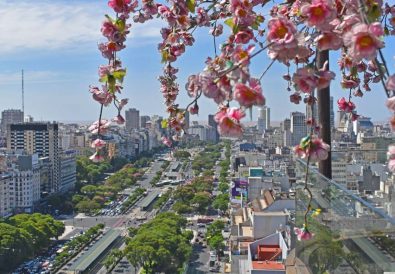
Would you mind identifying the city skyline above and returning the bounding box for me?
[0,0,393,124]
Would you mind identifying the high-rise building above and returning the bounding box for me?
[0,173,12,217]
[282,118,291,131]
[125,108,140,131]
[1,109,24,134]
[9,154,41,213]
[330,96,335,129]
[257,106,270,133]
[59,150,76,192]
[306,103,318,123]
[140,115,151,129]
[6,123,60,193]
[208,114,220,143]
[290,112,307,146]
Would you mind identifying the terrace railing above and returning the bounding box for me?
[295,158,395,274]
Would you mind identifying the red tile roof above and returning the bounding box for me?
[252,261,285,270]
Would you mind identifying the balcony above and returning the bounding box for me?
[294,159,395,273]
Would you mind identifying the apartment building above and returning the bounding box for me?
[7,123,60,193]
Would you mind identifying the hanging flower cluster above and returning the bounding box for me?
[294,224,314,241]
[88,0,136,161]
[294,135,330,163]
[386,79,395,171]
[85,0,395,245]
[89,0,395,153]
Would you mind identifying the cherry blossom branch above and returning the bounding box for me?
[259,59,276,81]
[214,42,274,82]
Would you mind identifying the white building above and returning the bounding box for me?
[59,150,76,192]
[8,154,41,213]
[0,173,12,217]
[290,112,307,146]
[257,106,270,133]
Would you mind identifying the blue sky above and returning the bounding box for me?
[0,0,393,124]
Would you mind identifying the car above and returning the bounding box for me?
[209,264,220,272]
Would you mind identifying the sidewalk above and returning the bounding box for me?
[59,225,74,240]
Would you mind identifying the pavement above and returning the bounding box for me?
[187,245,211,274]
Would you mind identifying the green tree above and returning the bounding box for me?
[191,192,211,214]
[80,184,98,199]
[208,234,225,253]
[124,213,191,274]
[173,150,191,160]
[212,193,229,212]
[172,201,193,214]
[218,182,229,193]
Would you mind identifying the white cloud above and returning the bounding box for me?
[0,1,162,54]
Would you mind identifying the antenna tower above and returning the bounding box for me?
[22,69,24,114]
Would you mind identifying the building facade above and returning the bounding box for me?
[59,150,76,192]
[257,106,270,133]
[6,123,60,193]
[290,112,307,146]
[125,108,140,131]
[1,109,24,134]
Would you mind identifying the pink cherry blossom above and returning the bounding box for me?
[234,29,254,44]
[214,107,245,137]
[294,226,314,241]
[267,17,298,50]
[294,136,330,162]
[161,136,173,147]
[388,145,395,172]
[189,103,199,115]
[90,152,105,163]
[210,24,223,36]
[108,0,132,13]
[343,23,384,62]
[315,32,343,51]
[118,98,129,109]
[292,67,317,93]
[112,114,125,124]
[351,112,360,122]
[341,78,360,89]
[89,86,113,106]
[316,70,335,89]
[386,97,395,112]
[337,97,356,112]
[233,79,265,108]
[387,74,395,91]
[91,139,107,149]
[290,93,302,104]
[300,0,336,30]
[89,119,112,134]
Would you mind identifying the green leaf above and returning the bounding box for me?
[108,75,116,93]
[161,50,169,63]
[115,19,126,32]
[113,69,126,82]
[186,0,195,13]
[161,119,168,129]
[99,75,108,83]
[225,61,233,69]
[251,23,259,30]
[350,66,358,77]
[224,18,234,29]
[105,14,114,22]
